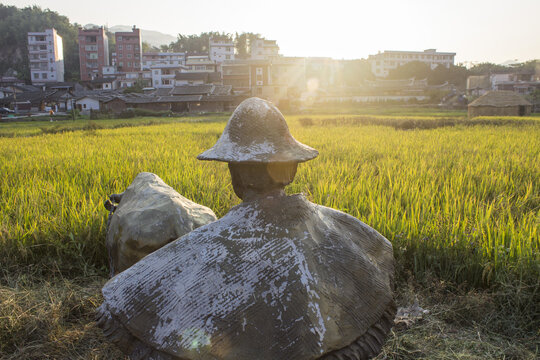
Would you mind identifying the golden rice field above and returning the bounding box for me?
[1,112,539,359]
[0,114,538,287]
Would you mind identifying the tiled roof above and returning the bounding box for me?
[468,91,532,107]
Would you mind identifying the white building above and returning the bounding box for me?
[250,38,279,60]
[142,52,185,70]
[102,66,116,78]
[209,37,234,63]
[184,56,217,72]
[368,49,456,78]
[27,28,65,84]
[151,64,186,88]
[76,95,101,114]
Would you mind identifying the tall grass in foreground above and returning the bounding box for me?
[0,120,538,287]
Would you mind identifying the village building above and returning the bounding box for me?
[467,72,540,96]
[150,64,187,88]
[250,38,280,60]
[142,52,185,70]
[27,28,65,84]
[209,37,235,63]
[175,72,222,86]
[184,55,217,72]
[222,57,306,106]
[112,27,142,73]
[368,49,455,78]
[222,62,250,93]
[76,95,102,114]
[98,84,240,114]
[466,75,491,96]
[468,90,532,117]
[78,27,109,81]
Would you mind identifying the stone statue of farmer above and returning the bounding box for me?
[97,97,396,360]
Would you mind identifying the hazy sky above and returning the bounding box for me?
[3,0,540,63]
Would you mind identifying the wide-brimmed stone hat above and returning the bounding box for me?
[197,97,318,163]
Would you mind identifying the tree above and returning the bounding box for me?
[234,32,259,59]
[342,60,374,86]
[469,62,512,75]
[387,61,431,80]
[169,32,232,53]
[142,41,158,53]
[428,64,469,88]
[0,4,80,81]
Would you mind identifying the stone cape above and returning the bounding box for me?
[97,194,395,360]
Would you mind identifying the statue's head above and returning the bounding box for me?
[198,97,318,200]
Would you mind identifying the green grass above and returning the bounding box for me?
[0,114,229,137]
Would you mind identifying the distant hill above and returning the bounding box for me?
[108,25,176,47]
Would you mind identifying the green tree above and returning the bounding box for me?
[469,62,512,75]
[234,32,259,59]
[387,61,431,80]
[342,60,374,86]
[428,64,470,88]
[0,4,80,81]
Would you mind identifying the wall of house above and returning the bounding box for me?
[133,102,170,111]
[76,98,100,114]
[103,98,126,113]
[468,105,532,118]
[175,79,205,86]
[187,101,227,113]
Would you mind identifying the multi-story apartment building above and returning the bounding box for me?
[27,28,64,84]
[142,52,185,70]
[368,49,456,77]
[209,37,234,63]
[222,57,305,105]
[113,26,142,73]
[250,38,279,60]
[78,27,109,81]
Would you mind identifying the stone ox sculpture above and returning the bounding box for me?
[104,172,217,275]
[97,97,396,360]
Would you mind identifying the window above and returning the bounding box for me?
[42,73,48,79]
[127,62,131,67]
[39,45,47,50]
[226,55,230,60]
[117,36,122,41]
[256,67,263,75]
[33,73,39,78]
[126,45,132,50]
[127,54,132,59]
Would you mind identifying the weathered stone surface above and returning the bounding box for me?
[106,172,217,275]
[197,97,318,163]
